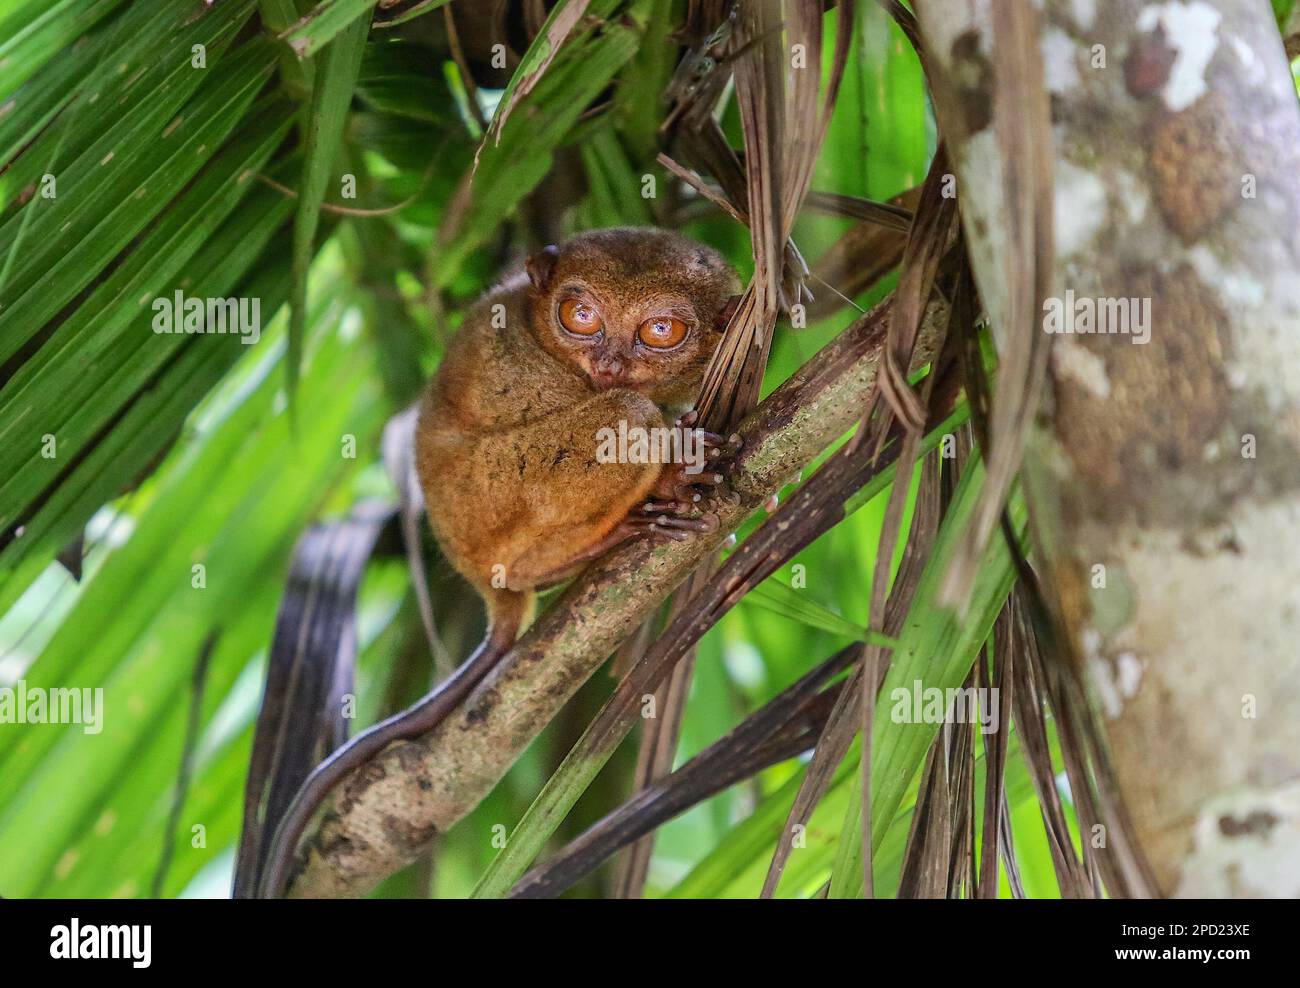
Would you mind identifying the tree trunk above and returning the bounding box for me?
[918,0,1300,895]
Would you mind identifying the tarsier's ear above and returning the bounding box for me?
[713,293,741,331]
[526,245,560,292]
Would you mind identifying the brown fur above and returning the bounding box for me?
[415,227,739,629]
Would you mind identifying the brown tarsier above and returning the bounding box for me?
[260,228,740,896]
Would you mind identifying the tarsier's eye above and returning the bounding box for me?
[559,298,602,336]
[638,316,688,349]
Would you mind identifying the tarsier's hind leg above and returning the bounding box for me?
[480,585,532,652]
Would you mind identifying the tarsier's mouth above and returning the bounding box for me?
[589,373,627,390]
[588,368,645,391]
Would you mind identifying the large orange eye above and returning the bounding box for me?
[559,298,602,336]
[638,316,688,349]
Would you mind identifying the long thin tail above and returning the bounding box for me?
[254,588,528,898]
[232,502,396,898]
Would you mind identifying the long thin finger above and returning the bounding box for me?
[641,499,688,515]
[681,471,726,487]
[649,513,716,533]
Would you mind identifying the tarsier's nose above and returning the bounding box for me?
[591,353,625,388]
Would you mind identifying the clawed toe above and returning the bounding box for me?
[626,501,720,542]
[684,470,726,486]
[655,513,716,533]
[634,508,716,533]
[642,500,686,515]
[674,411,744,456]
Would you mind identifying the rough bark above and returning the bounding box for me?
[285,293,949,897]
[918,0,1300,895]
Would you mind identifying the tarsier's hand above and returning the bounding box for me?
[627,409,744,543]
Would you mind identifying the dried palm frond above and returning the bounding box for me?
[513,644,858,898]
[938,0,1054,612]
[615,0,856,897]
[694,0,854,432]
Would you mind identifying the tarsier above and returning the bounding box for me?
[260,228,741,895]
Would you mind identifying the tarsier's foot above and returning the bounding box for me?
[622,508,717,543]
[626,410,744,542]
